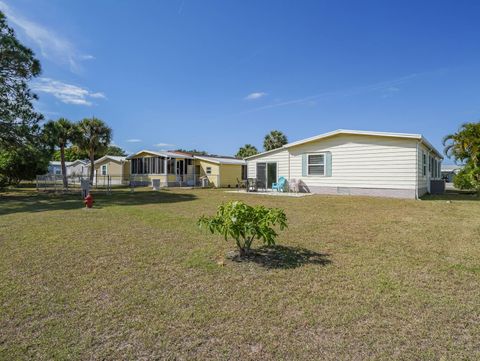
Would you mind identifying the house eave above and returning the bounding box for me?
[245,129,443,160]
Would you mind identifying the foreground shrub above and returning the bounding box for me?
[198,201,287,257]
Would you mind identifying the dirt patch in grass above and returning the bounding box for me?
[227,245,332,269]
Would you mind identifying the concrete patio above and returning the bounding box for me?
[225,189,312,197]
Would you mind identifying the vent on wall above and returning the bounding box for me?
[337,187,351,195]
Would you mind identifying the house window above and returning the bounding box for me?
[307,154,325,176]
[206,167,212,175]
[101,164,107,176]
[422,153,427,176]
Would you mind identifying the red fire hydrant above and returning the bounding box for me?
[84,192,94,208]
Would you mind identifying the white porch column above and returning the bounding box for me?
[163,158,168,174]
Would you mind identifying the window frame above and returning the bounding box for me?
[206,166,212,175]
[422,152,427,177]
[101,164,108,176]
[307,153,326,176]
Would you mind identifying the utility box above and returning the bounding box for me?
[152,179,161,191]
[430,180,445,194]
[201,177,209,188]
[81,179,90,198]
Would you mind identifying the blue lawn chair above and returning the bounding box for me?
[272,176,287,192]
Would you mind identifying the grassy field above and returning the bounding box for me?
[1,188,479,360]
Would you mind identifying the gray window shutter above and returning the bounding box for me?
[302,154,307,177]
[325,152,332,177]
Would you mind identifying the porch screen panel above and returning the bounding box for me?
[132,159,137,174]
[160,157,165,174]
[167,159,175,174]
[256,163,266,188]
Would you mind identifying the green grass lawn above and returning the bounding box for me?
[1,188,479,360]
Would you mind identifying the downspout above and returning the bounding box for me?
[427,148,432,194]
[218,162,221,188]
[193,157,196,188]
[415,140,420,200]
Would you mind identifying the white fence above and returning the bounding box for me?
[36,174,128,191]
[36,174,221,191]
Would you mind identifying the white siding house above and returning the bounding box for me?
[67,160,89,177]
[47,161,73,176]
[246,129,443,199]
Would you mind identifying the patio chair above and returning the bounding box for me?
[247,178,258,192]
[258,181,267,192]
[288,178,298,193]
[272,176,287,192]
[236,177,247,191]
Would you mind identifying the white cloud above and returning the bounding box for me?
[31,78,106,106]
[126,139,142,143]
[237,73,420,115]
[154,143,175,148]
[381,86,400,99]
[244,92,267,100]
[0,1,93,73]
[90,92,106,99]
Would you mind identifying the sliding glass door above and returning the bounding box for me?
[267,163,277,188]
[256,162,277,189]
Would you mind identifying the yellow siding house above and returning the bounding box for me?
[126,150,246,188]
[92,155,130,185]
[194,156,246,188]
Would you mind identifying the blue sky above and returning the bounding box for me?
[2,0,480,162]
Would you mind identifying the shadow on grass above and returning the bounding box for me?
[422,189,480,202]
[0,189,197,216]
[228,245,332,269]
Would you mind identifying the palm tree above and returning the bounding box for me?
[263,130,288,151]
[43,118,79,189]
[443,122,480,195]
[236,144,258,159]
[75,117,112,182]
[443,122,480,166]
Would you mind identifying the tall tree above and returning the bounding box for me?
[0,11,43,148]
[175,149,209,156]
[443,122,480,196]
[52,145,126,161]
[52,146,88,162]
[75,117,112,182]
[43,118,79,188]
[104,145,127,156]
[263,130,288,151]
[236,144,258,158]
[0,135,52,188]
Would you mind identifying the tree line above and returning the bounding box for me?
[236,130,288,158]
